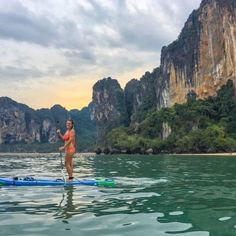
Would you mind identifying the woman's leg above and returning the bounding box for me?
[65,153,74,179]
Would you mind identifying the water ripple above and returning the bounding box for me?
[1,154,236,235]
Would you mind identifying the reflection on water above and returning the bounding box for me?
[1,154,236,235]
[55,186,76,220]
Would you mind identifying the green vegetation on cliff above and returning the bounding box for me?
[105,80,236,154]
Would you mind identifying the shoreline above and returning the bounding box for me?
[0,152,236,156]
[171,152,236,156]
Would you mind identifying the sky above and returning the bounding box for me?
[0,0,202,110]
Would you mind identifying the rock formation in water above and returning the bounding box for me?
[92,0,236,145]
[91,77,128,145]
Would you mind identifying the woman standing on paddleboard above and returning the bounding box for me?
[57,119,76,180]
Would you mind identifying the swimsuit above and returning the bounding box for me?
[63,129,76,154]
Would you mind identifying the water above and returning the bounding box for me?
[1,154,236,236]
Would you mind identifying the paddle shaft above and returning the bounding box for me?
[59,152,66,182]
[57,121,66,182]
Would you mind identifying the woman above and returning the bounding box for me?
[57,119,76,180]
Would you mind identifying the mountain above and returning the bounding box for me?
[91,77,128,145]
[92,0,236,146]
[160,0,236,106]
[0,97,96,152]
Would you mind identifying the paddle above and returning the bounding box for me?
[59,152,66,183]
[56,120,66,183]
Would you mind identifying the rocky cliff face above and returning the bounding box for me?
[0,97,95,151]
[160,0,236,107]
[124,68,160,120]
[127,0,236,110]
[92,0,236,145]
[92,77,128,145]
[0,97,65,145]
[0,97,40,144]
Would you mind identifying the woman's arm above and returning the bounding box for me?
[57,129,64,140]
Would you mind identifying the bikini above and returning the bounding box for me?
[63,129,76,154]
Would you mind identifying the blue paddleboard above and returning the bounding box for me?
[0,177,115,187]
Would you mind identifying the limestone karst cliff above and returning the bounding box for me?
[0,97,95,151]
[92,0,236,145]
[160,0,236,107]
[92,77,128,145]
[0,97,42,144]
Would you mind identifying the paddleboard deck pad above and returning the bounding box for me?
[0,176,115,187]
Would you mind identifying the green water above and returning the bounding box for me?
[1,154,236,236]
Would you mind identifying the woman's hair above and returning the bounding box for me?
[67,119,74,128]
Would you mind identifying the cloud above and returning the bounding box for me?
[0,2,58,46]
[0,0,202,108]
[0,65,43,79]
[0,0,202,51]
